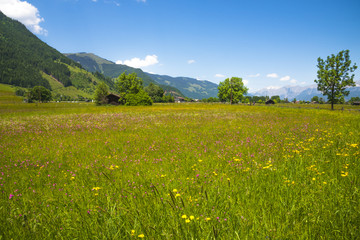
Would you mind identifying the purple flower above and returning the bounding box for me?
[9,194,14,199]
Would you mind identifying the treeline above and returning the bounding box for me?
[0,11,82,89]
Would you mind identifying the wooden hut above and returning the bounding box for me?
[106,94,121,105]
[265,99,275,105]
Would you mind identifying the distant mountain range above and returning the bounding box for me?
[249,84,360,101]
[146,73,218,100]
[65,53,185,98]
[66,53,219,99]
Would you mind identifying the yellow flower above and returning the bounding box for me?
[198,160,203,162]
[138,234,144,238]
[205,217,211,221]
[173,189,178,193]
[181,214,187,219]
[341,171,348,177]
[92,187,101,191]
[189,216,195,220]
[185,219,191,223]
[131,230,135,236]
[312,178,316,181]
[175,193,181,197]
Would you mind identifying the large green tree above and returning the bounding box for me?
[28,86,52,103]
[315,50,357,110]
[116,72,152,106]
[94,82,109,105]
[218,77,248,104]
[144,83,164,102]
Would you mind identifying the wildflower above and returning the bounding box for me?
[181,215,187,219]
[198,160,203,162]
[9,194,14,199]
[341,171,348,177]
[175,193,181,197]
[205,217,211,221]
[185,219,191,223]
[131,230,135,236]
[92,187,101,191]
[173,189,178,193]
[138,234,144,238]
[189,216,194,220]
[312,178,316,181]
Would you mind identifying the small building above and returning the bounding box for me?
[106,94,121,105]
[352,101,360,105]
[265,99,275,105]
[175,97,185,103]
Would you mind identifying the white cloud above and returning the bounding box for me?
[266,73,279,78]
[187,59,195,64]
[290,79,297,84]
[0,0,47,35]
[116,55,159,68]
[215,74,225,78]
[247,73,260,78]
[280,75,291,81]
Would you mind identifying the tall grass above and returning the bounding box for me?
[0,103,359,239]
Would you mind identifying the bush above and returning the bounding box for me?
[124,90,152,106]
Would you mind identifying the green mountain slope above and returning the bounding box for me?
[0,11,115,100]
[0,11,82,88]
[65,53,184,97]
[147,73,218,99]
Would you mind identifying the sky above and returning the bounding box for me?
[1,0,360,91]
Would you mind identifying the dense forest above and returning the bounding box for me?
[0,11,82,89]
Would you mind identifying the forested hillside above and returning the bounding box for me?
[0,11,118,100]
[0,11,83,88]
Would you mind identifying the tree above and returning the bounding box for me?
[116,72,152,106]
[144,83,164,102]
[217,77,248,104]
[28,86,52,103]
[315,50,357,110]
[94,82,109,105]
[311,96,319,102]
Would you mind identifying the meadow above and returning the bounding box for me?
[0,102,359,239]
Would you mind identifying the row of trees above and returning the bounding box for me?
[213,50,357,110]
[95,72,175,106]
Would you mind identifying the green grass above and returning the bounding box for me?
[0,83,23,104]
[0,103,359,239]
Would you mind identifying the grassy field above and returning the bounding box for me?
[0,102,359,239]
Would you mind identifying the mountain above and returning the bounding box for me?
[0,11,112,100]
[65,53,184,97]
[146,73,218,100]
[250,84,360,101]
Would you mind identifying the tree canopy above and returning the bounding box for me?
[27,86,52,103]
[315,50,357,110]
[217,77,248,104]
[115,72,152,106]
[94,82,109,105]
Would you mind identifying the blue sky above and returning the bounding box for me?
[1,0,359,91]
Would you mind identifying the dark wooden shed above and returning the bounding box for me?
[265,99,275,105]
[106,94,121,105]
